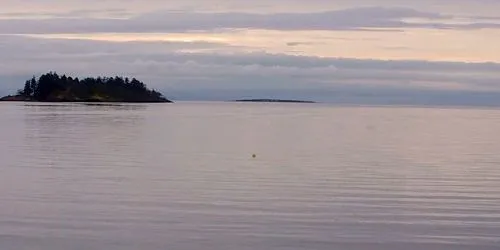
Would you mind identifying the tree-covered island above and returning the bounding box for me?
[0,72,172,103]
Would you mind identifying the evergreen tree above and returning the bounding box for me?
[29,77,37,96]
[23,80,32,97]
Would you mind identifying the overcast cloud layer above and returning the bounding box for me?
[1,7,500,34]
[1,0,500,105]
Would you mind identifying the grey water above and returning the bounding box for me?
[1,102,500,250]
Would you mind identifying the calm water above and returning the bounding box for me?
[1,102,500,250]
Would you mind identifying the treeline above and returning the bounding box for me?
[18,72,170,102]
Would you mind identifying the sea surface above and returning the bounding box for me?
[1,102,500,250]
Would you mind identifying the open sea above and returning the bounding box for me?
[1,102,500,250]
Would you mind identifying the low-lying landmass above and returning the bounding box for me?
[0,72,172,103]
[234,99,316,103]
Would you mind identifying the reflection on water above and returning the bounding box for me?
[23,103,149,111]
[1,102,500,250]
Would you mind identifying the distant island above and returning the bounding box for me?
[234,99,316,103]
[0,72,172,103]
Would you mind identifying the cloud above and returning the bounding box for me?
[1,7,499,35]
[0,8,131,19]
[286,42,320,47]
[3,0,500,15]
[1,35,500,105]
[1,1,499,105]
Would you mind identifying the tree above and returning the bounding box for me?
[130,78,145,90]
[30,77,37,96]
[23,80,32,97]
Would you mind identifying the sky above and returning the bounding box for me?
[1,0,500,105]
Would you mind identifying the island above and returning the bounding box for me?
[233,99,316,104]
[0,72,172,103]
